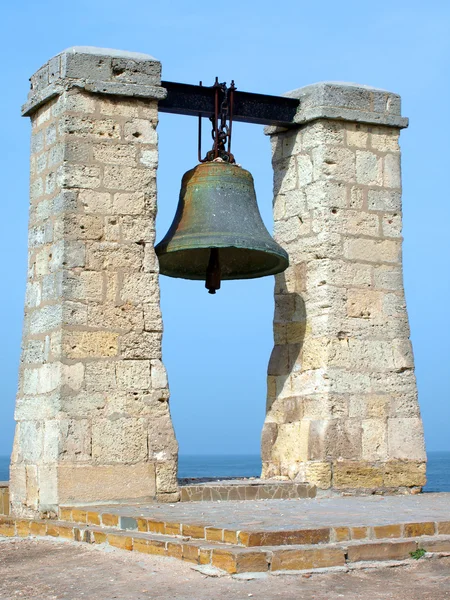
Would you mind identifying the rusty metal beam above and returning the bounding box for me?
[159,81,299,127]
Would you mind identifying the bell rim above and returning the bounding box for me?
[156,244,289,281]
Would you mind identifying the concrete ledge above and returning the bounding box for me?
[22,46,166,116]
[265,81,408,134]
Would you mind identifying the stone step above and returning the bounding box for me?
[58,504,450,548]
[1,515,450,574]
[178,479,316,502]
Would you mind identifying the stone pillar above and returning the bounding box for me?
[11,47,178,517]
[262,82,426,493]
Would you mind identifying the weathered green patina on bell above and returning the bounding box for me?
[155,161,289,293]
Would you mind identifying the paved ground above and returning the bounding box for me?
[76,492,450,531]
[0,538,449,599]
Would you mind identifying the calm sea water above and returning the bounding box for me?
[0,452,448,491]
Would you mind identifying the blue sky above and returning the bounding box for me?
[1,0,449,456]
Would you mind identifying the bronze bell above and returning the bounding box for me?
[155,161,289,293]
[155,78,289,293]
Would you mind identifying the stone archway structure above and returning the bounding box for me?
[10,47,425,517]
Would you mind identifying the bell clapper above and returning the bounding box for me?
[205,248,221,294]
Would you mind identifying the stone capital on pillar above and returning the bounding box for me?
[266,81,409,134]
[11,47,178,518]
[262,81,426,493]
[22,46,166,117]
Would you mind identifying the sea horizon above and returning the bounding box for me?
[0,451,448,492]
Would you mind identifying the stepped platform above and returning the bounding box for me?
[178,478,316,501]
[1,494,450,574]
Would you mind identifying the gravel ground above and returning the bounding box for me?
[0,538,449,600]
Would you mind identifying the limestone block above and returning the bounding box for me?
[312,146,355,182]
[307,259,373,289]
[261,423,278,461]
[155,461,178,494]
[103,165,154,192]
[84,361,116,391]
[355,151,382,185]
[62,301,88,327]
[347,289,383,318]
[151,360,168,389]
[79,190,113,213]
[60,391,106,417]
[349,395,390,419]
[23,363,61,395]
[112,192,146,215]
[362,419,388,460]
[309,419,362,460]
[266,396,303,425]
[346,125,369,148]
[349,185,364,209]
[121,216,156,243]
[304,461,331,489]
[124,119,157,144]
[121,273,159,303]
[274,216,311,244]
[392,339,415,370]
[62,330,119,359]
[271,421,309,464]
[25,282,42,308]
[305,181,347,210]
[50,240,86,271]
[87,303,144,331]
[63,214,103,240]
[86,242,143,271]
[28,222,53,248]
[333,461,383,489]
[382,213,402,238]
[367,189,401,212]
[57,164,101,189]
[371,369,417,396]
[116,360,151,390]
[120,331,162,359]
[383,293,407,317]
[92,143,137,165]
[388,418,426,460]
[312,208,380,237]
[390,392,421,418]
[383,153,401,188]
[344,238,401,263]
[14,421,44,463]
[140,148,158,167]
[25,465,39,509]
[329,339,397,372]
[44,419,92,463]
[104,218,121,241]
[57,463,156,504]
[62,90,96,113]
[22,340,45,364]
[373,265,404,291]
[147,413,179,458]
[61,362,85,391]
[60,115,121,139]
[273,157,297,194]
[63,271,104,302]
[302,120,345,149]
[143,246,159,273]
[281,189,308,220]
[383,460,426,487]
[92,418,148,462]
[296,155,313,186]
[37,465,59,509]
